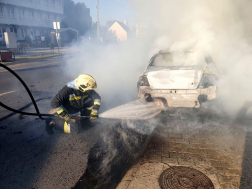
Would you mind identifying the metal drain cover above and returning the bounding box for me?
[159,166,214,189]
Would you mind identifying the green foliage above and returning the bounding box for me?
[62,0,92,35]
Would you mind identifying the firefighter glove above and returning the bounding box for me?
[56,107,70,121]
[90,109,98,120]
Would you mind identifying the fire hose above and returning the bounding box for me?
[0,63,90,121]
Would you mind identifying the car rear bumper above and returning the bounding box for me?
[138,86,216,108]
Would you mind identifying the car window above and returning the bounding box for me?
[150,52,205,67]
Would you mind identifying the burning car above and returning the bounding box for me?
[137,50,218,108]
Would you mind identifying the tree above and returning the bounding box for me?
[62,0,92,36]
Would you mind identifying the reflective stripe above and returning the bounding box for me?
[69,96,81,101]
[56,108,64,114]
[91,109,98,115]
[86,106,93,110]
[64,121,71,133]
[84,95,88,98]
[94,99,101,106]
[94,101,101,106]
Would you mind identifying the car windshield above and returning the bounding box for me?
[150,52,206,67]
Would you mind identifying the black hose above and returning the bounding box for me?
[0,97,56,122]
[0,63,44,119]
[0,101,59,117]
[0,63,90,121]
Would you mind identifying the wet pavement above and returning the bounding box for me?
[1,52,252,189]
[117,106,252,189]
[0,55,105,189]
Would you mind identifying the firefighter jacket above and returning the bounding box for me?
[51,85,101,114]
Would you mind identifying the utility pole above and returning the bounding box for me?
[97,0,100,40]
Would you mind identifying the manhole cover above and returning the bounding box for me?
[159,166,214,189]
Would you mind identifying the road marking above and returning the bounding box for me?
[0,91,15,97]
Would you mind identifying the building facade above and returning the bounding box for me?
[0,0,64,42]
[108,21,129,42]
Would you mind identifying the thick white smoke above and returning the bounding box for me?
[63,41,152,112]
[64,0,252,115]
[130,0,252,114]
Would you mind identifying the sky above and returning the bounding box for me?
[72,0,135,25]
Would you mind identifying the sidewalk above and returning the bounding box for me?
[117,111,250,189]
[15,47,70,58]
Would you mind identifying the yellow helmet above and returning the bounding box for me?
[75,74,97,92]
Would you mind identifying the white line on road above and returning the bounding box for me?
[0,91,15,97]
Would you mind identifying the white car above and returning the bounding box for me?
[137,50,218,108]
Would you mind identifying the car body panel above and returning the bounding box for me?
[138,86,216,108]
[137,51,218,108]
[146,67,204,90]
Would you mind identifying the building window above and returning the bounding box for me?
[19,9,25,19]
[29,11,34,20]
[23,10,27,19]
[19,9,22,19]
[0,6,4,17]
[8,7,15,18]
[39,13,43,21]
[10,28,13,32]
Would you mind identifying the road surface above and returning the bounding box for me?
[0,55,108,189]
[1,54,252,189]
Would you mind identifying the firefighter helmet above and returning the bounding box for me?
[75,74,97,92]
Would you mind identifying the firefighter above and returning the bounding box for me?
[46,74,101,134]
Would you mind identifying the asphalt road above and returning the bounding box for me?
[2,54,251,189]
[0,55,109,189]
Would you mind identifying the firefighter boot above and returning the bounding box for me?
[45,118,55,135]
[53,119,71,133]
[45,119,66,134]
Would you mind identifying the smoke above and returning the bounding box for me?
[129,0,252,115]
[64,0,252,116]
[63,41,152,112]
[64,2,252,187]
